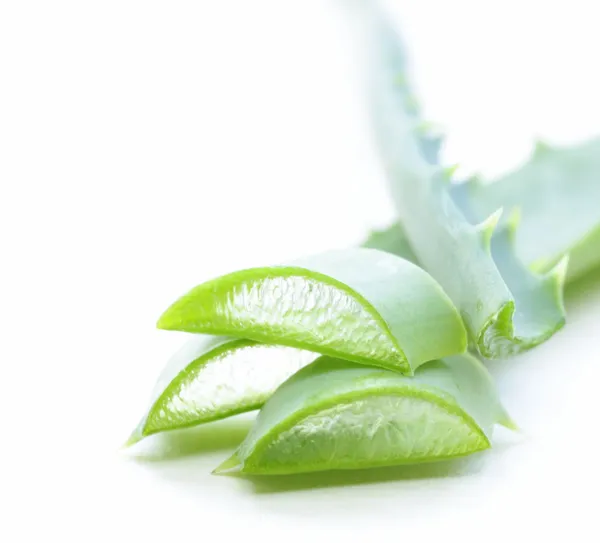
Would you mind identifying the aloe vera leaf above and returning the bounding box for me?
[366,138,600,285]
[214,354,512,475]
[361,3,567,358]
[452,138,600,283]
[361,222,418,264]
[126,336,319,446]
[157,248,467,374]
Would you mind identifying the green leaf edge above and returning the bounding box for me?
[157,266,410,373]
[157,264,467,375]
[456,138,600,283]
[125,338,263,447]
[214,385,491,475]
[477,253,569,358]
[360,3,569,358]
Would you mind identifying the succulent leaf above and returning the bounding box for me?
[452,138,600,283]
[360,1,569,358]
[157,248,467,374]
[126,336,318,446]
[215,354,511,475]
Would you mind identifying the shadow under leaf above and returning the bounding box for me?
[124,415,254,462]
[566,266,600,310]
[230,452,489,494]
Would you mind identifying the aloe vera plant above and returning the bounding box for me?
[215,355,513,475]
[157,248,467,374]
[126,2,600,477]
[361,2,568,358]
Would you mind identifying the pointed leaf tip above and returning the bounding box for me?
[475,208,503,250]
[467,173,486,192]
[533,138,552,156]
[156,306,178,330]
[416,120,443,136]
[394,73,407,87]
[444,164,460,181]
[122,422,145,449]
[502,207,522,243]
[121,433,142,450]
[506,206,521,231]
[546,254,570,295]
[212,453,242,475]
[499,411,519,431]
[404,94,420,114]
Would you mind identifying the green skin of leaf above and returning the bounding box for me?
[128,248,467,446]
[361,222,419,264]
[361,3,567,358]
[157,248,467,375]
[127,3,600,466]
[451,138,600,283]
[215,355,513,476]
[364,138,600,286]
[126,336,319,446]
[128,4,600,459]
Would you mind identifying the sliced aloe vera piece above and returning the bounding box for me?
[215,354,512,475]
[452,138,600,283]
[360,3,567,358]
[157,248,467,374]
[126,335,318,446]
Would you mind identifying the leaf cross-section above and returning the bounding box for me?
[157,249,467,374]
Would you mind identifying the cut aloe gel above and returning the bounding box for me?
[157,248,467,374]
[215,355,513,475]
[126,336,319,446]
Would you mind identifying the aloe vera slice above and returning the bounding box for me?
[215,354,512,475]
[126,336,319,446]
[157,248,467,374]
[360,3,567,358]
[452,138,600,282]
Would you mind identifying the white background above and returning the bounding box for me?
[2,0,600,541]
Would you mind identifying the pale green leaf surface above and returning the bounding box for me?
[361,3,566,358]
[452,138,600,282]
[215,354,511,475]
[157,248,467,374]
[364,137,600,286]
[126,336,318,446]
[361,222,418,263]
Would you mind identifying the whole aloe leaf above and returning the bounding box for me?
[360,2,567,358]
[126,336,318,446]
[157,248,467,374]
[215,354,513,475]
